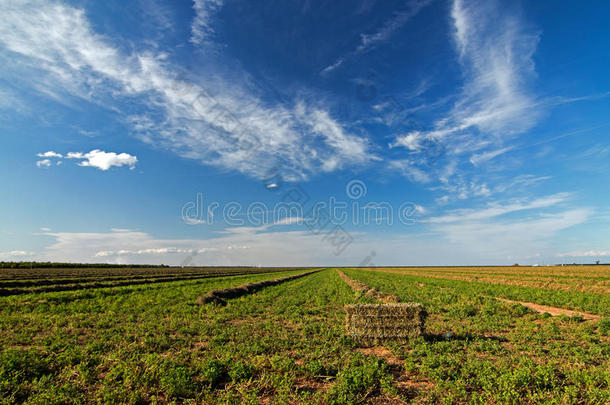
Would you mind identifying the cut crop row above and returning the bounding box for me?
[0,268,314,297]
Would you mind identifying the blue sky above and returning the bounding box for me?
[1,0,609,266]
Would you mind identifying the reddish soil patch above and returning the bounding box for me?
[226,317,250,325]
[357,347,402,365]
[496,297,600,320]
[294,377,332,393]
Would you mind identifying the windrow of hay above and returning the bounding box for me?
[0,268,311,296]
[345,303,427,345]
[0,268,307,297]
[336,269,398,303]
[0,274,232,297]
[196,270,322,305]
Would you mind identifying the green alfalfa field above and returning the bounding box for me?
[1,265,609,404]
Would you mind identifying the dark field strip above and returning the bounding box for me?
[198,269,323,304]
[0,268,313,297]
[0,267,304,289]
[0,266,308,281]
[0,272,238,288]
[1,270,308,308]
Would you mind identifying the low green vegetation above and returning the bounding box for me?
[0,266,608,403]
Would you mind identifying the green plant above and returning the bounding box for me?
[598,318,610,336]
[326,357,394,404]
[200,359,227,387]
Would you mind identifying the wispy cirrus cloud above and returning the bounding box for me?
[321,0,433,75]
[423,193,571,224]
[469,146,514,166]
[493,174,551,193]
[0,0,375,181]
[390,0,541,188]
[190,0,224,45]
[447,0,540,138]
[558,250,610,258]
[432,209,590,260]
[420,192,590,260]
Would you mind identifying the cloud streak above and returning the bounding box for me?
[322,0,432,75]
[391,0,541,188]
[423,193,571,224]
[1,0,374,181]
[190,0,223,45]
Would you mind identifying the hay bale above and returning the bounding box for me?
[345,303,427,346]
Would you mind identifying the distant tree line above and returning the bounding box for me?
[0,262,170,269]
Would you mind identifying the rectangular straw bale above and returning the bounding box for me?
[345,303,427,345]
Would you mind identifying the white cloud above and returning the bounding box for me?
[1,0,374,180]
[190,0,223,45]
[37,228,349,265]
[36,159,52,168]
[390,0,541,189]
[95,247,210,257]
[273,217,305,226]
[320,58,344,76]
[388,160,431,183]
[36,149,137,170]
[494,174,551,193]
[69,149,138,171]
[431,209,590,259]
[420,192,589,262]
[0,87,22,110]
[558,250,610,258]
[390,131,422,151]
[447,0,540,137]
[357,0,432,53]
[0,250,35,259]
[424,193,570,224]
[37,151,63,158]
[436,195,450,205]
[31,216,592,266]
[413,204,426,214]
[65,152,84,159]
[469,146,513,166]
